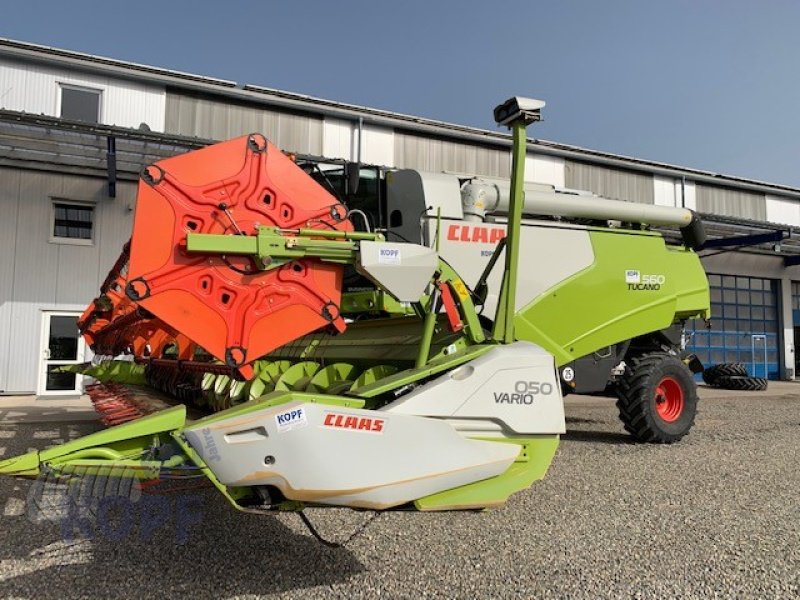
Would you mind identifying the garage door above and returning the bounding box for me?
[687,274,780,379]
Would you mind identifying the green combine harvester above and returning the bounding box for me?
[0,97,709,514]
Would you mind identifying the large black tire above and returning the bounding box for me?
[702,362,748,385]
[712,375,768,391]
[615,353,698,443]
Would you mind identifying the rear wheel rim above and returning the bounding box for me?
[654,376,684,422]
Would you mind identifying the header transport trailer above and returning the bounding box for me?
[0,98,708,515]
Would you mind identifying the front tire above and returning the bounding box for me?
[615,352,698,443]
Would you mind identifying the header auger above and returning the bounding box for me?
[1,98,709,515]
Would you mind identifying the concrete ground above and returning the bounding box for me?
[0,384,798,599]
[0,395,97,424]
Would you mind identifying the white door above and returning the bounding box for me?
[38,312,87,396]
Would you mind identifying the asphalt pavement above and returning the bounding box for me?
[0,385,798,599]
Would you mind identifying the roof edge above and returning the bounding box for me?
[2,37,800,196]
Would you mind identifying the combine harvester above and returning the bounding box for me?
[0,98,709,514]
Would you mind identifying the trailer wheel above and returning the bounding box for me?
[615,353,697,443]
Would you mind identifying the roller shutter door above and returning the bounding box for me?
[688,274,780,379]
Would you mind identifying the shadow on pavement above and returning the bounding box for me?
[0,422,365,599]
[564,416,604,425]
[561,429,633,445]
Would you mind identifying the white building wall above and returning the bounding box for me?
[765,194,800,226]
[525,154,565,187]
[653,175,696,210]
[322,117,395,167]
[0,57,166,131]
[322,118,354,161]
[0,167,136,393]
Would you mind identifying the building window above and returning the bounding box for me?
[59,85,101,123]
[51,201,94,243]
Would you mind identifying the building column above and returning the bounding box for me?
[780,275,795,380]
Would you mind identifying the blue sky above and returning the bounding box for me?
[2,1,799,186]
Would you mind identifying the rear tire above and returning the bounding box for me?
[615,353,698,443]
[712,375,768,391]
[702,362,748,385]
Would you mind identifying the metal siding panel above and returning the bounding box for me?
[261,110,279,145]
[0,169,134,392]
[55,242,100,305]
[525,155,565,186]
[53,174,104,304]
[322,118,354,160]
[163,92,322,153]
[307,118,323,156]
[14,171,60,304]
[164,93,193,135]
[0,168,21,391]
[6,303,41,392]
[683,181,697,211]
[96,181,136,285]
[59,173,107,202]
[565,161,654,204]
[8,171,61,392]
[765,195,800,226]
[0,57,165,131]
[277,113,306,153]
[653,175,677,207]
[393,131,508,176]
[0,58,55,115]
[695,184,766,219]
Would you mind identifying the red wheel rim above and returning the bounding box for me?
[654,376,684,422]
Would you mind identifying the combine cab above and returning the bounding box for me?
[0,98,709,515]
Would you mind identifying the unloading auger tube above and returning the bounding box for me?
[459,176,706,248]
[0,98,575,513]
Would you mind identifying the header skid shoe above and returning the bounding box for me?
[127,134,353,371]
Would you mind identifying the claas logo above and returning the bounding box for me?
[447,224,506,244]
[323,412,385,433]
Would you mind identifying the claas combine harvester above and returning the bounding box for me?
[0,98,710,513]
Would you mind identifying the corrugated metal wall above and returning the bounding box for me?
[0,57,166,131]
[0,166,135,393]
[565,160,655,203]
[695,184,767,220]
[393,130,510,177]
[164,90,323,155]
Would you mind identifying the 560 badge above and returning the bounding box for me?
[494,381,554,405]
[625,270,666,291]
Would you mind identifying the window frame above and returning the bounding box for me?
[57,83,103,124]
[49,199,96,246]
